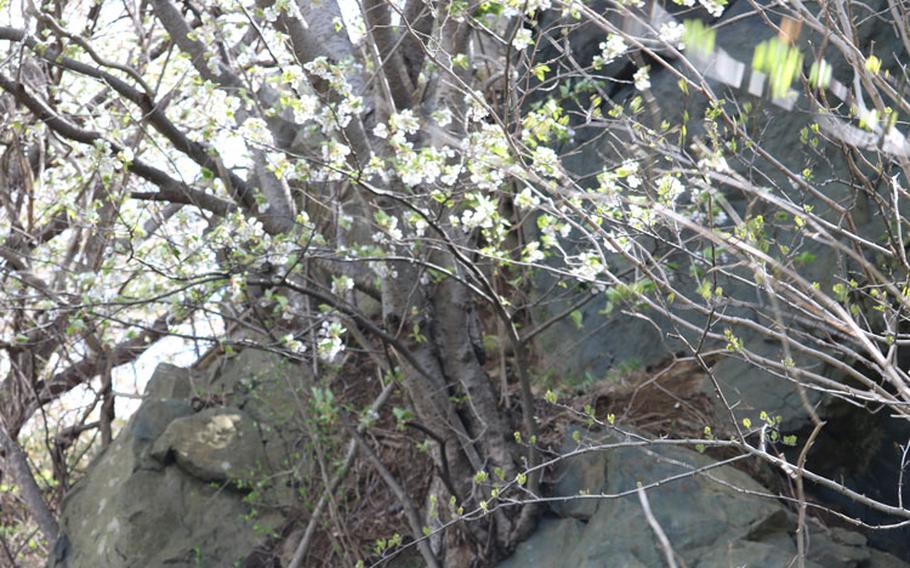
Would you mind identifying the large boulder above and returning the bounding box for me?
[49,352,311,567]
[498,430,909,568]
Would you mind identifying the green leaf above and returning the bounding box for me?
[569,309,583,329]
[751,37,803,99]
[865,54,882,74]
[392,406,414,429]
[532,64,551,82]
[684,19,716,57]
[474,0,503,16]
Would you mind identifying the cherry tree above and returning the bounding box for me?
[2,0,910,564]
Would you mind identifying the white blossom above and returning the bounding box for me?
[616,159,641,188]
[512,28,533,51]
[282,334,306,354]
[364,154,388,181]
[617,159,638,175]
[506,0,551,15]
[571,251,604,283]
[294,94,320,123]
[206,55,223,77]
[516,187,541,209]
[317,320,346,362]
[656,174,685,205]
[369,261,398,280]
[597,35,627,67]
[228,274,245,302]
[537,214,572,247]
[331,275,355,295]
[699,0,726,17]
[390,109,420,135]
[634,66,651,91]
[522,241,545,263]
[464,124,510,190]
[432,108,453,128]
[265,151,292,179]
[659,22,686,50]
[408,213,429,237]
[322,140,351,165]
[116,147,134,167]
[373,215,403,243]
[627,199,655,229]
[239,117,272,145]
[531,146,561,178]
[337,95,363,124]
[465,91,490,122]
[440,163,462,186]
[394,145,449,186]
[597,169,621,206]
[603,233,632,254]
[460,194,499,230]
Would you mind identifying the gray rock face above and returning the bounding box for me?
[496,517,586,568]
[150,407,268,483]
[529,0,906,432]
[50,353,310,567]
[498,431,909,568]
[48,365,267,567]
[48,362,907,567]
[526,2,910,554]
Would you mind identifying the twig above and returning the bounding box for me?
[288,380,396,568]
[350,428,441,568]
[637,485,680,568]
[794,420,825,568]
[899,436,910,509]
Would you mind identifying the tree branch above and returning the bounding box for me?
[0,69,235,218]
[0,27,259,214]
[0,424,59,546]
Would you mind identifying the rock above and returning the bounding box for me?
[561,434,782,566]
[202,347,314,506]
[804,524,870,566]
[523,5,910,558]
[496,430,909,568]
[49,415,268,567]
[529,0,909,433]
[497,517,586,568]
[143,363,196,400]
[129,398,195,469]
[549,446,606,520]
[868,549,910,567]
[693,541,824,568]
[49,355,304,567]
[150,407,268,483]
